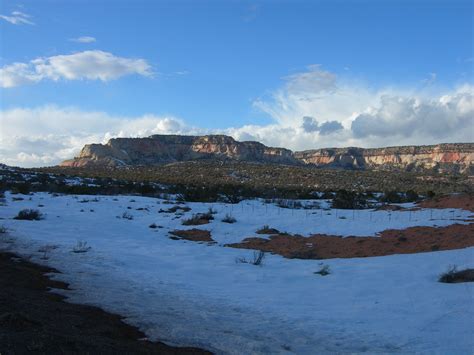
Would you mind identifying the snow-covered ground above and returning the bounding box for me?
[1,192,473,354]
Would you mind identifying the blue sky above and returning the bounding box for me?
[0,0,473,166]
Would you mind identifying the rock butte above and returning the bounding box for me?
[60,134,474,173]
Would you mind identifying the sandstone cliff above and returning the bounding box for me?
[60,135,474,173]
[294,144,474,173]
[60,135,297,167]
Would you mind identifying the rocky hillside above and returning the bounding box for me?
[294,144,474,173]
[60,135,474,173]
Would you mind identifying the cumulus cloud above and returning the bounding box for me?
[300,116,343,135]
[319,121,343,135]
[251,65,474,149]
[0,11,34,25]
[0,106,196,167]
[0,50,153,88]
[253,65,375,129]
[351,86,474,141]
[1,66,473,167]
[70,36,96,43]
[301,116,319,132]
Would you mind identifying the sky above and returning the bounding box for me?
[0,0,473,167]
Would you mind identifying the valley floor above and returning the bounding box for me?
[0,192,473,354]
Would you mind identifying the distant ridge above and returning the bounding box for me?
[60,134,474,173]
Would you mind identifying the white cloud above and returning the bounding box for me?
[319,120,344,135]
[299,116,343,135]
[250,66,474,149]
[253,65,377,130]
[0,106,196,167]
[351,86,474,143]
[301,116,319,132]
[0,10,34,25]
[70,36,96,43]
[0,50,153,88]
[1,67,472,167]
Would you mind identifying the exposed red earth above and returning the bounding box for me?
[228,194,474,260]
[227,223,474,260]
[416,193,474,212]
[169,229,215,243]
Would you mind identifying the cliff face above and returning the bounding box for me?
[60,135,297,167]
[60,135,474,173]
[294,144,474,173]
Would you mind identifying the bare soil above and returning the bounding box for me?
[0,252,211,355]
[417,193,474,212]
[227,223,474,260]
[169,229,215,243]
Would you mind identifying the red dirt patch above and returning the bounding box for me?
[227,223,474,260]
[169,229,215,243]
[417,194,474,212]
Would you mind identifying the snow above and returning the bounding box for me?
[1,192,473,354]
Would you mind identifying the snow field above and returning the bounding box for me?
[0,192,473,354]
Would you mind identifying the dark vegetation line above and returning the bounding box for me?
[1,162,471,203]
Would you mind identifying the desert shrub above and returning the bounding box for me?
[14,209,43,221]
[236,250,266,266]
[208,207,217,214]
[219,185,243,203]
[332,190,367,209]
[136,183,156,195]
[182,212,214,225]
[314,264,331,276]
[201,211,215,220]
[79,197,100,203]
[252,250,265,265]
[222,214,237,223]
[121,211,134,220]
[11,183,31,195]
[159,205,191,213]
[72,241,91,253]
[173,185,220,202]
[182,215,202,225]
[405,190,419,202]
[38,244,58,260]
[381,191,403,203]
[256,225,280,234]
[439,265,474,283]
[365,191,375,199]
[321,191,335,199]
[380,190,419,203]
